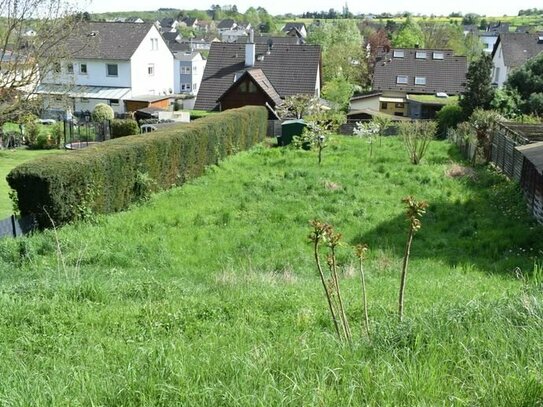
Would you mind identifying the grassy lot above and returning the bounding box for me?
[0,148,64,218]
[0,136,542,405]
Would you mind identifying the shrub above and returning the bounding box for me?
[111,119,139,138]
[399,120,437,165]
[91,103,114,122]
[7,106,267,228]
[436,104,463,138]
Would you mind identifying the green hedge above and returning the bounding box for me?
[111,119,139,138]
[8,106,267,228]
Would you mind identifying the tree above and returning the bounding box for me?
[391,17,424,48]
[0,0,80,126]
[505,53,543,116]
[321,76,354,112]
[459,53,495,118]
[469,108,503,162]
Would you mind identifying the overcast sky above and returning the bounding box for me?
[77,0,542,17]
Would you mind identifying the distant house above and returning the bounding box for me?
[491,33,543,87]
[157,17,179,33]
[235,36,301,46]
[372,48,467,119]
[217,19,237,33]
[281,22,307,38]
[36,22,174,116]
[221,29,248,43]
[194,37,321,118]
[173,51,206,95]
[180,16,198,28]
[125,17,144,23]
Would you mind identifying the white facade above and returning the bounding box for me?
[481,34,499,54]
[39,24,174,114]
[492,41,508,87]
[173,52,206,95]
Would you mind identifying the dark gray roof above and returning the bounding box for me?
[217,19,236,29]
[181,17,197,26]
[235,36,300,45]
[195,42,321,111]
[160,17,176,28]
[373,48,467,95]
[62,22,154,60]
[282,22,306,32]
[162,31,180,43]
[493,33,543,70]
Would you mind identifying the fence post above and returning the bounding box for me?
[10,215,17,238]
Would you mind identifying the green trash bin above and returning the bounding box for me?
[280,119,307,146]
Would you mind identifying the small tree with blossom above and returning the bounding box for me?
[353,121,379,159]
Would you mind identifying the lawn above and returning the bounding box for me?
[0,136,541,405]
[0,148,64,218]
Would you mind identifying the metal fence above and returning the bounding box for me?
[0,214,36,239]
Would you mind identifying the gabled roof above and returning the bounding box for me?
[194,42,321,111]
[217,19,236,29]
[235,36,301,45]
[162,31,181,43]
[62,22,155,60]
[492,33,543,70]
[181,16,197,26]
[282,22,306,32]
[160,17,176,28]
[218,68,282,107]
[373,48,467,95]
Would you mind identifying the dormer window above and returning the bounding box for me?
[415,51,427,59]
[393,50,404,58]
[433,52,444,60]
[396,75,408,84]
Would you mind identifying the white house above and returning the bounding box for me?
[491,33,543,87]
[37,22,174,116]
[173,51,206,95]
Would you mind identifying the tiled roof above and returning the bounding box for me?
[62,22,154,60]
[282,22,306,32]
[194,42,321,111]
[235,36,300,45]
[493,33,543,70]
[372,48,467,95]
[217,19,236,29]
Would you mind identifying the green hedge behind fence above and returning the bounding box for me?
[7,106,267,228]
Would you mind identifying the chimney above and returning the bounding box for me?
[245,29,255,67]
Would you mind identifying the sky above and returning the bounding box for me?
[76,0,543,17]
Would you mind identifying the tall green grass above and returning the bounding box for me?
[0,136,541,405]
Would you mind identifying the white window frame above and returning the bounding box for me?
[415,51,426,59]
[67,63,74,74]
[396,75,408,84]
[415,76,427,85]
[109,99,119,106]
[433,52,444,60]
[393,50,405,58]
[151,38,159,50]
[148,63,155,76]
[106,64,118,77]
[193,83,198,90]
[79,63,87,74]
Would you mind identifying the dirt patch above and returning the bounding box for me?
[446,164,477,180]
[323,180,342,190]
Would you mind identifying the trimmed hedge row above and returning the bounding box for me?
[8,106,267,228]
[111,119,139,139]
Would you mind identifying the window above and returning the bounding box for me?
[192,66,197,73]
[415,51,426,59]
[415,76,427,85]
[381,102,387,110]
[193,83,198,91]
[494,67,500,82]
[148,63,154,76]
[248,81,257,93]
[53,62,61,73]
[181,66,191,74]
[109,99,119,106]
[396,75,408,84]
[67,63,74,73]
[181,83,191,91]
[151,38,159,50]
[433,52,444,60]
[80,97,89,103]
[393,50,404,58]
[80,63,87,74]
[106,64,118,77]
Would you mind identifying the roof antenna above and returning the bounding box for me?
[267,38,273,54]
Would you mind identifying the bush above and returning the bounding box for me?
[91,103,114,122]
[111,119,139,139]
[436,104,463,138]
[7,106,268,228]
